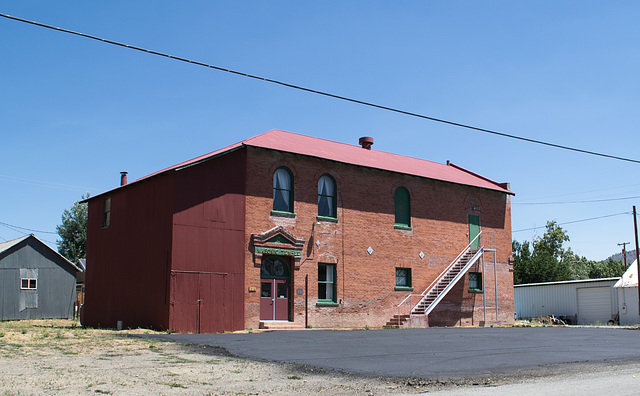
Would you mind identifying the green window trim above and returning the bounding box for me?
[270,210,296,218]
[394,286,413,291]
[394,224,412,230]
[395,267,412,288]
[273,167,294,213]
[318,174,337,218]
[316,215,338,223]
[468,272,483,292]
[260,256,291,279]
[318,263,337,303]
[394,187,411,228]
[316,301,340,307]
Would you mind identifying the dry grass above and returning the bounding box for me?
[0,319,426,395]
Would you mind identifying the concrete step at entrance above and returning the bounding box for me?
[259,321,305,330]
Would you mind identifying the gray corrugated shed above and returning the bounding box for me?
[0,234,81,320]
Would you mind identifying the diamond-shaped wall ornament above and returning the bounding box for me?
[315,240,321,247]
[419,251,425,259]
[367,246,373,255]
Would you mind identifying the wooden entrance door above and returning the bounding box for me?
[259,256,291,321]
[260,278,290,321]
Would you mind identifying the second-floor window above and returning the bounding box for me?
[103,196,111,228]
[394,187,411,228]
[273,167,293,213]
[318,174,336,218]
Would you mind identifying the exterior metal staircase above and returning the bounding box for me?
[386,232,485,328]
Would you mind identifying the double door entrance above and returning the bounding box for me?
[259,256,291,321]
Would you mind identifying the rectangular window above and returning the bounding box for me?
[318,263,337,303]
[103,196,111,228]
[395,268,412,289]
[21,278,37,290]
[469,272,482,292]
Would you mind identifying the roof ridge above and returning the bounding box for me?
[244,129,446,167]
[447,162,511,193]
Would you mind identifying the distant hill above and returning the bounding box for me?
[608,249,637,265]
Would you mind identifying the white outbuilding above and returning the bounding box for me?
[613,259,640,325]
[514,278,620,325]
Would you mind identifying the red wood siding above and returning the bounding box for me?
[169,148,246,333]
[84,149,247,333]
[83,173,174,330]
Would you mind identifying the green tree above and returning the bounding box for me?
[587,258,626,279]
[562,248,591,280]
[513,220,629,284]
[513,221,572,284]
[56,194,89,263]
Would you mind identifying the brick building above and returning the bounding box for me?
[82,129,514,332]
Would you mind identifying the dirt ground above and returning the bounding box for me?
[0,319,475,395]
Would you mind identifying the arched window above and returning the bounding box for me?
[394,186,411,228]
[318,174,337,218]
[260,256,290,279]
[273,167,293,213]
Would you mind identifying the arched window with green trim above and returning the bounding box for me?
[318,174,337,219]
[394,186,411,229]
[273,167,293,213]
[260,256,290,279]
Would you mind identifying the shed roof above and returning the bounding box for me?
[0,234,82,272]
[89,129,513,200]
[0,235,31,253]
[614,260,637,288]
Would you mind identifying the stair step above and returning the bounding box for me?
[387,244,483,329]
[259,321,304,330]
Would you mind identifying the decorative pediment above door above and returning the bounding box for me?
[252,226,306,269]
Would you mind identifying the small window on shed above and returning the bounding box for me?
[103,196,111,228]
[21,278,37,290]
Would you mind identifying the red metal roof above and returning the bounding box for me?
[92,129,513,199]
[241,130,513,194]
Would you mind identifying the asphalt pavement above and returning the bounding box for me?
[148,326,640,379]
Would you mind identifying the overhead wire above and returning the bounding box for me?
[517,183,640,202]
[513,195,640,205]
[0,221,58,235]
[512,212,631,233]
[0,174,96,192]
[2,12,640,165]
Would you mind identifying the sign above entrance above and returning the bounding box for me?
[255,246,301,257]
[252,225,306,269]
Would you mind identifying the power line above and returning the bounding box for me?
[512,212,631,233]
[517,183,640,202]
[0,221,58,235]
[513,195,640,205]
[2,13,640,165]
[0,174,96,192]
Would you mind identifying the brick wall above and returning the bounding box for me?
[244,147,513,328]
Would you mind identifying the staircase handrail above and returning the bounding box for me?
[418,231,482,298]
[396,231,483,319]
[419,248,484,317]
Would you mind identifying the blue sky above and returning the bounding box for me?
[1,2,639,261]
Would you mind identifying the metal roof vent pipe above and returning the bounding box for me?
[120,171,128,186]
[359,136,374,150]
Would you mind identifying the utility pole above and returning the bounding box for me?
[618,242,630,267]
[633,206,640,320]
